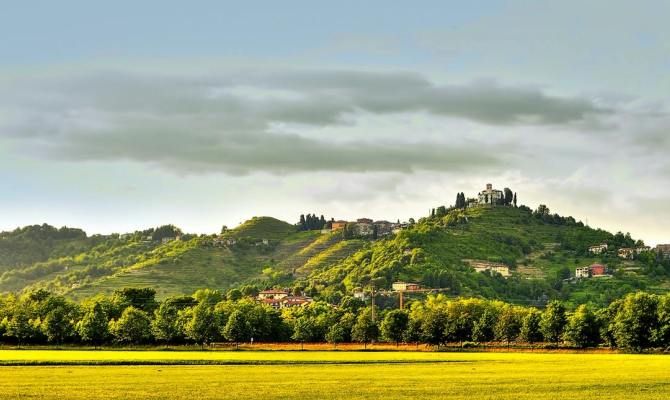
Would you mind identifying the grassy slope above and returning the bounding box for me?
[0,216,368,299]
[2,207,665,304]
[309,206,659,304]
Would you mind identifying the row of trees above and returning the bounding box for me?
[1,288,669,352]
[297,214,327,231]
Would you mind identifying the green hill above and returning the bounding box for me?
[225,216,297,240]
[1,206,668,305]
[305,206,669,306]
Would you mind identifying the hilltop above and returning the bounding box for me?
[0,204,668,305]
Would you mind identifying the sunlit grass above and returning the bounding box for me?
[1,351,670,399]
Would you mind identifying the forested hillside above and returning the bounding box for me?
[1,205,669,306]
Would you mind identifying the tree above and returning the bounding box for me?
[5,307,38,345]
[109,306,152,344]
[227,289,243,301]
[291,316,314,350]
[513,192,517,207]
[42,305,78,344]
[325,323,346,349]
[654,294,670,348]
[186,302,219,345]
[540,300,566,345]
[518,309,543,344]
[613,292,659,352]
[420,308,448,347]
[223,310,251,348]
[113,288,157,313]
[380,310,409,346]
[563,305,600,348]
[472,309,497,343]
[76,302,109,346]
[503,188,513,206]
[435,206,447,218]
[152,302,184,344]
[494,306,521,346]
[352,310,379,349]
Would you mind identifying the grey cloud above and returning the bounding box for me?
[0,67,610,174]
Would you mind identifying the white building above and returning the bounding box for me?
[477,183,504,205]
[575,266,591,278]
[588,244,608,254]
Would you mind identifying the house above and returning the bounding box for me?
[618,248,635,259]
[281,296,312,308]
[575,266,591,278]
[257,289,289,300]
[255,239,270,246]
[392,282,421,291]
[474,265,510,277]
[589,263,608,276]
[636,246,651,254]
[373,221,394,236]
[353,288,368,301]
[656,244,670,259]
[465,259,511,277]
[353,222,375,237]
[588,244,608,254]
[477,183,504,205]
[331,220,348,230]
[261,298,283,309]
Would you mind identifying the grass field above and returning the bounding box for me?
[1,351,669,399]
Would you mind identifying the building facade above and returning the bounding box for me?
[477,183,504,205]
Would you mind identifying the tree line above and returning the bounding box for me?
[297,214,327,231]
[1,288,669,352]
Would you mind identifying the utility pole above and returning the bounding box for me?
[370,284,375,323]
[399,290,404,310]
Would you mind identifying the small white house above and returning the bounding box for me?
[588,244,608,254]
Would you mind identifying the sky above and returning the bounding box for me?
[1,1,669,244]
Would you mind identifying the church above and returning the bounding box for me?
[477,183,504,205]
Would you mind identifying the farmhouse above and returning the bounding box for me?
[281,296,313,308]
[465,259,511,277]
[588,244,608,254]
[373,220,394,236]
[618,248,635,259]
[257,289,289,300]
[331,220,348,230]
[392,282,421,291]
[261,298,283,309]
[575,266,591,278]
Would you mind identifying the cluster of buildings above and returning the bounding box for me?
[256,289,313,309]
[329,218,403,237]
[575,263,609,279]
[588,242,669,260]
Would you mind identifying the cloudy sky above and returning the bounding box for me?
[1,1,669,244]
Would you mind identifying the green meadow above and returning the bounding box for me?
[1,351,669,399]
